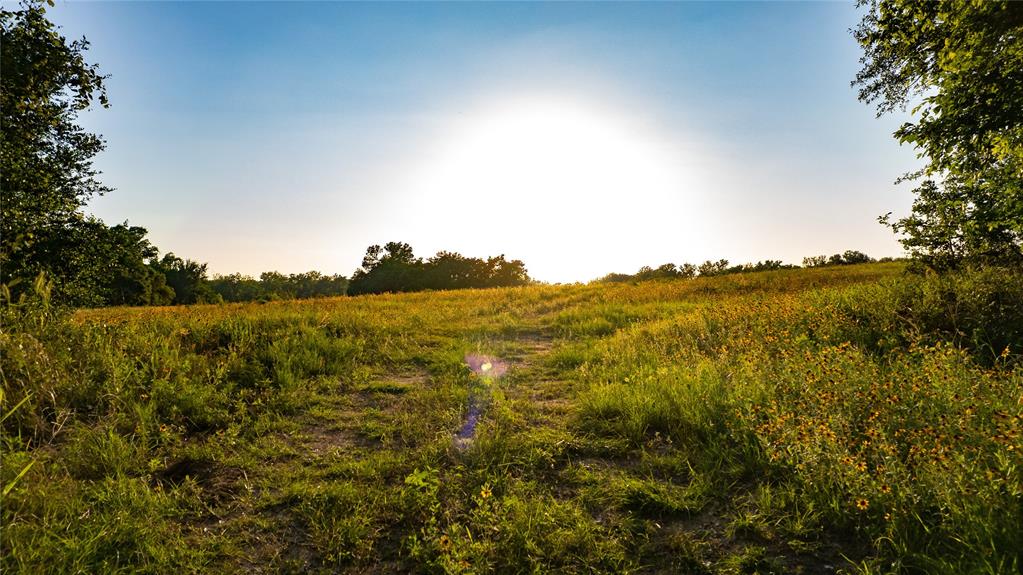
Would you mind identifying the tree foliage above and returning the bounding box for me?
[208,271,348,302]
[1,1,113,301]
[600,259,797,283]
[348,243,531,295]
[804,251,876,268]
[150,254,222,305]
[854,0,1023,266]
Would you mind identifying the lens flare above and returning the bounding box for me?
[455,353,510,450]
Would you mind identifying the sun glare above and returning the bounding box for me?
[398,95,708,282]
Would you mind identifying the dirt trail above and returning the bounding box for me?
[300,371,426,456]
[501,332,577,424]
[201,332,569,572]
[192,368,430,573]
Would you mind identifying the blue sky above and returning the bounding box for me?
[52,1,919,283]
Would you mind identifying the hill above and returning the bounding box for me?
[3,262,1021,573]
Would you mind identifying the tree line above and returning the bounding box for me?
[348,242,531,295]
[599,252,910,283]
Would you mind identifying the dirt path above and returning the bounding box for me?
[187,368,429,573]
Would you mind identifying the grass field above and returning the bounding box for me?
[2,263,1021,574]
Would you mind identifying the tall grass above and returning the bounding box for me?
[2,263,1020,573]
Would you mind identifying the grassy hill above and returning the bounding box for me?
[3,262,1021,574]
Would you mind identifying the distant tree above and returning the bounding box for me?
[146,271,176,306]
[349,243,530,295]
[854,0,1023,266]
[630,266,652,281]
[153,254,220,304]
[208,271,346,302]
[209,273,263,302]
[803,255,827,268]
[698,259,730,277]
[97,223,174,306]
[804,251,876,268]
[842,250,873,265]
[655,263,680,278]
[258,271,289,299]
[678,263,697,279]
[25,219,173,307]
[360,245,383,271]
[740,260,786,272]
[633,263,685,281]
[599,258,797,283]
[349,242,423,295]
[599,273,634,283]
[424,251,480,290]
[387,242,416,263]
[482,255,530,288]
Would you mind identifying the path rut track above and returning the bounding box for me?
[192,368,430,573]
[195,330,574,573]
[500,331,577,426]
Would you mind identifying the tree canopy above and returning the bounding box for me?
[348,243,531,295]
[208,271,348,302]
[1,1,114,303]
[854,0,1023,266]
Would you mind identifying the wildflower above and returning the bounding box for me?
[438,534,452,552]
[880,484,891,494]
[855,499,869,511]
[480,486,492,499]
[856,461,867,473]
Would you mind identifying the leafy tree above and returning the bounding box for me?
[152,254,220,304]
[1,2,112,299]
[21,218,172,307]
[632,263,685,281]
[208,273,263,302]
[349,242,424,295]
[803,255,827,268]
[854,0,1023,266]
[598,273,634,284]
[482,255,530,288]
[698,259,730,277]
[803,251,874,268]
[600,259,793,283]
[841,250,873,265]
[94,223,174,306]
[654,263,681,278]
[381,241,416,265]
[423,251,481,290]
[740,260,788,272]
[678,263,697,279]
[208,271,347,302]
[349,243,530,295]
[289,271,348,299]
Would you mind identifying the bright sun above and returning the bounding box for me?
[395,95,709,282]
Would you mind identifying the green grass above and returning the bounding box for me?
[2,262,1021,574]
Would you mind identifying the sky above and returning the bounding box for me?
[50,1,921,283]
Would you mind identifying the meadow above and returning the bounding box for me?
[2,262,1021,574]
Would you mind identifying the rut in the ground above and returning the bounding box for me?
[202,369,429,573]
